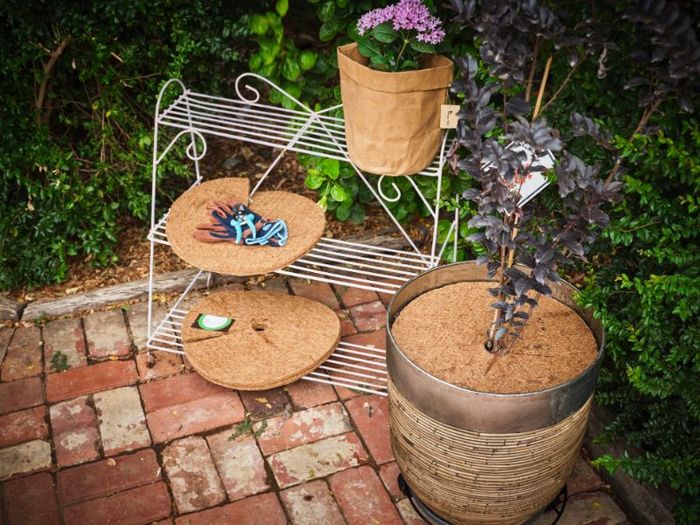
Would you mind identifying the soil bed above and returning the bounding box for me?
[391,281,597,394]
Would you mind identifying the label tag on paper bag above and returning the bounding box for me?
[440,105,461,129]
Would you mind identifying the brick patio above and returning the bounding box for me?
[0,277,631,525]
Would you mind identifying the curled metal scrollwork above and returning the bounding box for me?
[234,72,310,112]
[377,175,402,203]
[156,129,207,164]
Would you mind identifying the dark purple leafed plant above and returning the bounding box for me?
[445,0,625,355]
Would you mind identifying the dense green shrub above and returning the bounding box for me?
[0,0,255,289]
[579,115,700,523]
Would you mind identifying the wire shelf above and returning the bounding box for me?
[157,90,444,178]
[148,211,438,294]
[145,75,452,394]
[146,275,388,397]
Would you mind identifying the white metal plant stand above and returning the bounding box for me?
[145,74,454,396]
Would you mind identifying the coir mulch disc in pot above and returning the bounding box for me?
[182,290,341,390]
[166,177,326,276]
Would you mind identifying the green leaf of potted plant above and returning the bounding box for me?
[337,0,453,176]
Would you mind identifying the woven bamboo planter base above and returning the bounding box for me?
[389,380,591,525]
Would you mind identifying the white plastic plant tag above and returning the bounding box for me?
[481,141,555,207]
[440,105,461,129]
[508,142,555,207]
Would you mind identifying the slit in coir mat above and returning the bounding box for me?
[182,290,341,390]
[166,177,326,276]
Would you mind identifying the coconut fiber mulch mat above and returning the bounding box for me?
[181,290,341,390]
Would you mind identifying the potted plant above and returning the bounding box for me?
[385,4,622,524]
[338,0,453,176]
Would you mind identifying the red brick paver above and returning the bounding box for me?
[162,436,226,513]
[379,461,403,500]
[3,472,61,525]
[63,481,171,525]
[46,360,137,403]
[57,449,161,505]
[207,431,269,501]
[281,479,346,525]
[339,316,357,336]
[345,395,393,464]
[567,455,605,496]
[139,372,228,413]
[0,326,13,361]
[397,499,429,524]
[0,405,48,448]
[174,491,287,525]
[255,402,352,455]
[83,309,131,359]
[1,326,42,381]
[334,286,380,309]
[0,290,631,525]
[0,439,52,480]
[94,386,151,455]
[136,351,183,381]
[329,465,403,525]
[147,391,244,444]
[239,387,291,420]
[286,379,338,409]
[288,280,340,309]
[349,301,387,332]
[268,432,369,488]
[0,376,43,415]
[50,396,100,467]
[43,317,87,372]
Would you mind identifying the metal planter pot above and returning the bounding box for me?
[386,262,605,525]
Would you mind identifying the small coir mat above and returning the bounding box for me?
[182,290,341,390]
[166,177,326,276]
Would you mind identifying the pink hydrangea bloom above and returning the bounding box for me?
[358,5,396,35]
[357,0,444,45]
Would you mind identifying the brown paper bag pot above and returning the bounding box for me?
[166,178,326,276]
[182,290,341,390]
[337,43,453,177]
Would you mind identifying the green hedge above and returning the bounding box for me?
[0,0,257,289]
[579,114,700,523]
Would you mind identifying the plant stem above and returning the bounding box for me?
[35,36,72,127]
[539,56,582,115]
[605,97,663,184]
[487,214,515,352]
[525,37,541,103]
[395,38,409,71]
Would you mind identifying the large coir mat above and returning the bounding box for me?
[166,178,326,276]
[182,290,341,390]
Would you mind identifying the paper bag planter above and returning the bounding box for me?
[337,43,453,177]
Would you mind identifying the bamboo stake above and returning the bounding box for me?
[505,55,554,269]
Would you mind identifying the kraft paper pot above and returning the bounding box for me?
[337,43,453,177]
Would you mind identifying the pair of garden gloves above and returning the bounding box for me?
[193,201,288,247]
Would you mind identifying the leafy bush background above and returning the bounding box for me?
[1,0,698,521]
[0,0,255,289]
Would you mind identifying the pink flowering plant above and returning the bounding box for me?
[356,0,445,72]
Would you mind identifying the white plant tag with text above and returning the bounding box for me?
[481,141,555,207]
